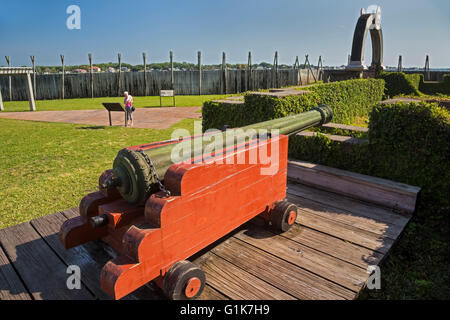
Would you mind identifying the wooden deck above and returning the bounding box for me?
[0,161,418,300]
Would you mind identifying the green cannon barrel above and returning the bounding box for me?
[105,104,332,205]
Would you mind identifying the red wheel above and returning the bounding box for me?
[270,201,298,232]
[163,260,206,300]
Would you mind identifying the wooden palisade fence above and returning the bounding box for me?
[0,51,320,101]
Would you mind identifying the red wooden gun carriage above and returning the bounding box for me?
[59,105,332,300]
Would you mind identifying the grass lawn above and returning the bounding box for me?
[361,209,450,299]
[1,94,235,112]
[0,117,196,229]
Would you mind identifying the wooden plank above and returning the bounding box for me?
[197,284,229,300]
[0,245,32,300]
[292,205,394,253]
[59,208,162,300]
[30,212,112,300]
[287,183,411,227]
[195,251,295,300]
[234,226,368,292]
[321,122,369,132]
[60,207,82,219]
[296,131,366,145]
[212,238,355,300]
[287,160,420,214]
[280,224,383,268]
[287,191,407,240]
[0,222,94,300]
[288,160,420,205]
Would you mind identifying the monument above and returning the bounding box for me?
[346,5,385,72]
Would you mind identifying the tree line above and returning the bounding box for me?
[12,61,312,73]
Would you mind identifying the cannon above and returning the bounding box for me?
[59,105,333,300]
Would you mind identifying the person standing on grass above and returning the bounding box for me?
[124,91,134,126]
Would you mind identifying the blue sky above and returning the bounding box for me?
[0,0,449,67]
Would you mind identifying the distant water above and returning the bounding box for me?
[385,67,450,72]
[326,67,450,71]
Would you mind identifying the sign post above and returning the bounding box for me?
[160,89,175,107]
[60,54,65,100]
[102,102,127,127]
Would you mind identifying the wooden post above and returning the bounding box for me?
[108,110,112,126]
[30,56,36,99]
[397,55,402,72]
[5,56,12,101]
[305,55,310,84]
[293,56,298,85]
[198,51,202,95]
[0,85,3,111]
[273,51,279,88]
[248,51,252,91]
[293,56,299,69]
[310,57,317,82]
[294,56,301,86]
[304,54,317,83]
[222,52,227,94]
[88,53,94,98]
[25,72,36,111]
[424,55,430,81]
[117,53,122,96]
[317,56,323,81]
[60,54,65,99]
[143,52,147,96]
[170,51,174,90]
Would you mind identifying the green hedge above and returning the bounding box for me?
[202,101,247,131]
[288,133,368,172]
[419,74,450,95]
[202,78,385,131]
[377,71,421,97]
[202,93,320,131]
[242,91,320,123]
[290,101,450,209]
[368,102,450,208]
[309,78,384,124]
